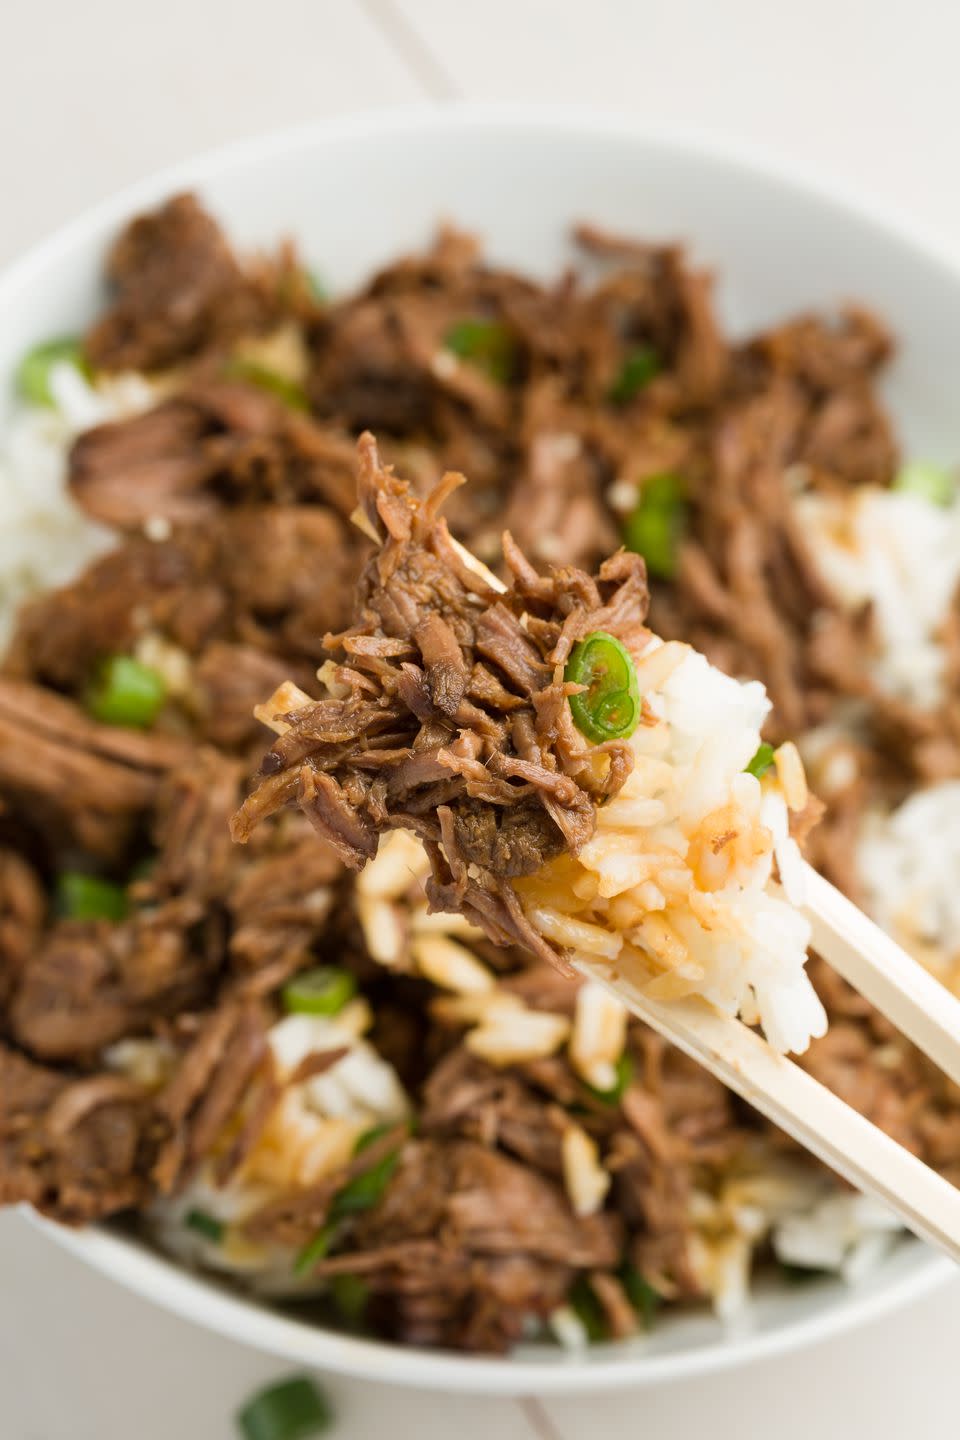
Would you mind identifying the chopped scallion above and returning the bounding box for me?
[622,473,687,580]
[608,345,660,404]
[330,1149,400,1219]
[892,460,956,507]
[744,742,776,780]
[565,631,641,744]
[224,358,309,412]
[281,966,357,1017]
[443,317,517,384]
[620,1263,660,1326]
[568,1275,607,1343]
[236,1376,333,1440]
[85,654,166,729]
[54,872,129,923]
[780,1261,830,1286]
[16,336,88,408]
[307,270,328,303]
[329,1273,369,1324]
[185,1208,225,1244]
[294,1224,337,1277]
[586,1051,634,1105]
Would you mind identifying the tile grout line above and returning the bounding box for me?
[357,0,462,100]
[518,1395,568,1440]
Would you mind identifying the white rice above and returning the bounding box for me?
[518,640,825,1055]
[795,483,960,708]
[146,1005,409,1296]
[858,781,960,990]
[3,368,949,1321]
[0,359,157,646]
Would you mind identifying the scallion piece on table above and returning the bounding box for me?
[608,345,660,404]
[565,631,641,744]
[622,472,687,580]
[85,655,166,729]
[236,1376,333,1440]
[54,872,129,923]
[223,358,309,412]
[16,336,88,407]
[281,966,357,1017]
[892,460,956,507]
[443,317,517,383]
[744,742,776,780]
[185,1208,225,1244]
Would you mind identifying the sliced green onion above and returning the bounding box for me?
[329,1273,369,1324]
[294,1134,403,1277]
[16,336,89,408]
[744,742,776,780]
[330,1149,400,1219]
[622,473,687,580]
[353,1123,392,1155]
[565,631,641,744]
[620,1263,660,1327]
[281,966,357,1017]
[568,1276,607,1343]
[307,270,328,303]
[892,460,956,507]
[586,1052,634,1105]
[294,1223,338,1277]
[236,1376,333,1440]
[85,654,166,729]
[780,1261,830,1286]
[443,318,517,384]
[224,358,309,412]
[185,1208,225,1244]
[608,345,660,404]
[54,872,129,923]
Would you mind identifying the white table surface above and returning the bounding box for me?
[2,1,960,1434]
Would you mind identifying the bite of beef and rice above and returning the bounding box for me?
[1,196,959,1350]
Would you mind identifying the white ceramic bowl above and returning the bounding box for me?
[5,105,956,1393]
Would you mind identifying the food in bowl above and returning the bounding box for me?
[235,432,824,1057]
[0,194,957,1351]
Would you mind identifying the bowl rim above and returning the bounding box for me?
[30,1210,951,1394]
[6,101,957,1392]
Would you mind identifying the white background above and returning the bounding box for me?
[1,1,959,1434]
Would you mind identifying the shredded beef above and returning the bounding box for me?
[3,196,960,1355]
[0,679,187,860]
[84,194,299,373]
[0,1045,152,1221]
[308,1139,622,1352]
[68,379,360,529]
[233,433,649,966]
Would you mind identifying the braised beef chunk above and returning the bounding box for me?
[0,679,188,860]
[0,1046,152,1221]
[68,379,360,529]
[84,195,291,373]
[233,433,649,964]
[5,195,960,1355]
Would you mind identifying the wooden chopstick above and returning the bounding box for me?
[580,958,960,1262]
[802,862,960,1090]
